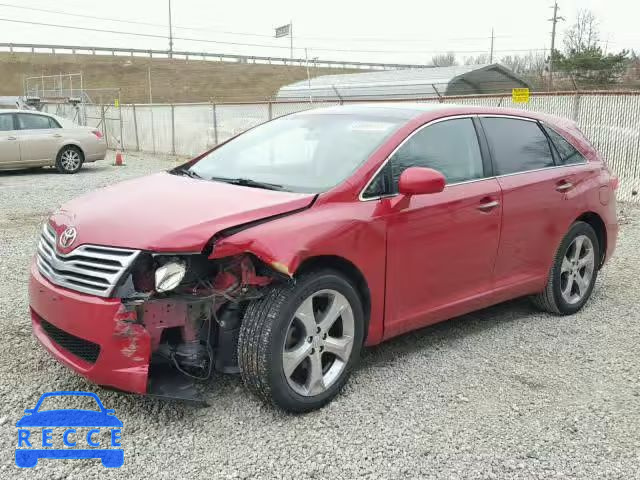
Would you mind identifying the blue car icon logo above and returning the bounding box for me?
[16,391,123,468]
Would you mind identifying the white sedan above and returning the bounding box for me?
[0,110,107,173]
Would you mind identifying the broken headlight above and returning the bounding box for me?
[155,260,187,292]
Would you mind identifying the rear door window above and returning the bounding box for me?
[17,114,53,130]
[481,117,555,175]
[0,113,14,131]
[543,125,586,165]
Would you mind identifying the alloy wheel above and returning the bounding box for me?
[60,149,81,171]
[282,289,355,396]
[560,234,595,305]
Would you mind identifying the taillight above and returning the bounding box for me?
[91,130,103,139]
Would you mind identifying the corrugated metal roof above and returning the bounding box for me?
[277,64,530,100]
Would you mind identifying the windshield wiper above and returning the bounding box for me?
[210,177,285,191]
[171,167,205,180]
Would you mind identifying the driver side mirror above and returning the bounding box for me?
[398,167,446,196]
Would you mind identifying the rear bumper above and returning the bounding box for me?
[29,262,151,394]
[84,141,108,162]
[605,220,618,265]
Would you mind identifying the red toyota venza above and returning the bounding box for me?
[29,104,618,412]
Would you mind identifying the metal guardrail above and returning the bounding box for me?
[0,42,427,70]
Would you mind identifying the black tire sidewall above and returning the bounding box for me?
[56,146,84,174]
[551,222,600,314]
[267,271,365,411]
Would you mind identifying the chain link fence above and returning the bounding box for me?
[44,91,640,202]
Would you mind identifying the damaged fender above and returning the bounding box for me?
[209,200,388,346]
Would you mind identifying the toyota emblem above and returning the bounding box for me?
[58,226,78,249]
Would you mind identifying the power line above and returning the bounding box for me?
[0,18,555,56]
[0,3,167,29]
[0,17,628,60]
[0,17,168,39]
[0,2,528,44]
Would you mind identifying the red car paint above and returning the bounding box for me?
[29,105,618,395]
[49,172,316,253]
[30,265,151,394]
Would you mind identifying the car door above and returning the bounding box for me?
[480,116,593,290]
[0,112,20,165]
[16,113,62,165]
[378,116,503,338]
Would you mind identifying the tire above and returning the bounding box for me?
[15,451,38,468]
[238,269,365,413]
[56,145,84,174]
[531,221,600,315]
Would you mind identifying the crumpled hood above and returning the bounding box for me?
[50,172,315,252]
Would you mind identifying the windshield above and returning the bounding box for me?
[35,395,101,412]
[188,113,404,193]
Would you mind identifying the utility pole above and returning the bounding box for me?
[168,0,174,58]
[489,28,495,63]
[290,20,293,60]
[305,48,312,103]
[548,1,565,90]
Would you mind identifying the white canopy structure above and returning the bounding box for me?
[276,64,531,101]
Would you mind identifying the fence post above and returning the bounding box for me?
[132,104,140,151]
[118,91,124,151]
[268,100,273,120]
[570,75,582,123]
[150,105,156,155]
[212,102,219,145]
[432,84,443,103]
[572,92,582,123]
[100,105,108,149]
[331,85,343,105]
[170,104,176,156]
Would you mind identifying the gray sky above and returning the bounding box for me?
[0,0,637,64]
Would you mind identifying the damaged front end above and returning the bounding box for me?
[112,252,286,404]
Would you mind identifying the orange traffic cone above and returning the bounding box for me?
[113,140,125,166]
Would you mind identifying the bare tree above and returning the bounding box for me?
[464,54,490,65]
[564,9,599,53]
[431,52,458,67]
[500,52,547,77]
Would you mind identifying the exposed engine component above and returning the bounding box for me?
[120,253,282,397]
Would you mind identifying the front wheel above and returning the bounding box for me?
[238,270,364,412]
[531,221,600,315]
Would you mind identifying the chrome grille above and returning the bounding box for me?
[36,223,140,297]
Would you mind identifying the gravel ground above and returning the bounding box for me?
[1,153,639,479]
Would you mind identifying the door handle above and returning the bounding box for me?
[477,200,500,212]
[7,135,17,140]
[52,134,63,138]
[556,181,573,192]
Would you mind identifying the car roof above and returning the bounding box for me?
[292,102,573,129]
[0,108,53,116]
[34,391,105,406]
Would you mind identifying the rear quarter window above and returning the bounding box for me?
[481,117,555,175]
[543,125,586,165]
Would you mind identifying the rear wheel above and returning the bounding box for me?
[531,221,600,315]
[238,270,364,412]
[56,146,84,174]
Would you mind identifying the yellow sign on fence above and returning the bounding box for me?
[114,99,120,108]
[512,88,530,103]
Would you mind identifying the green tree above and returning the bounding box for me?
[554,9,628,85]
